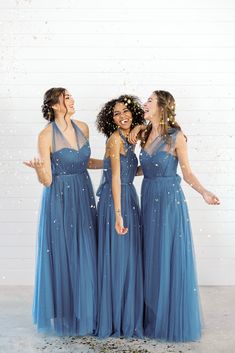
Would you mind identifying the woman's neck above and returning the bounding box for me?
[150,118,161,135]
[55,114,73,129]
[118,127,130,138]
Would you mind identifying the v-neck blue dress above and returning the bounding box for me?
[140,128,202,342]
[95,130,143,338]
[33,120,97,336]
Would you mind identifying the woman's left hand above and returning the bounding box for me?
[202,190,220,205]
[115,215,128,235]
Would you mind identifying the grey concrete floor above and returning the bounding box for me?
[0,286,234,353]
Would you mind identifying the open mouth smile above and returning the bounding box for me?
[120,119,129,125]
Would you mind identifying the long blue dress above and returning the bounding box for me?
[96,129,143,338]
[140,128,202,342]
[33,120,97,336]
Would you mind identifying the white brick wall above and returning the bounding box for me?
[0,0,235,285]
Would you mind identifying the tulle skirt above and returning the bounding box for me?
[33,172,97,336]
[96,182,143,338]
[141,176,202,342]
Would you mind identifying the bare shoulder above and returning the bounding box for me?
[106,131,122,159]
[73,119,88,130]
[38,124,52,143]
[107,131,122,148]
[175,129,187,147]
[73,119,89,138]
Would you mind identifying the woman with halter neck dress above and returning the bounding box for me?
[95,95,145,338]
[128,90,220,342]
[24,87,102,336]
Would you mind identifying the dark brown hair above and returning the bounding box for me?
[141,90,183,147]
[41,87,66,122]
[96,94,145,138]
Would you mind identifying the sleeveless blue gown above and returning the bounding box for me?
[33,120,97,336]
[140,128,202,342]
[96,130,143,338]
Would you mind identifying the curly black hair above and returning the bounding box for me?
[96,94,145,138]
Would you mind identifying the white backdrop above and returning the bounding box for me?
[0,0,235,286]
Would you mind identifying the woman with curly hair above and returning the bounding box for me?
[129,90,220,342]
[95,95,145,338]
[24,87,102,336]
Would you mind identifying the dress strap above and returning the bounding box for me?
[71,120,89,149]
[51,121,56,153]
[51,119,88,153]
[51,120,72,153]
[118,128,131,152]
[168,128,181,154]
[71,120,85,140]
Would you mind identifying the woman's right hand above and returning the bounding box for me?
[23,158,45,171]
[115,215,128,235]
[128,125,143,145]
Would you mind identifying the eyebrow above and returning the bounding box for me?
[114,107,129,113]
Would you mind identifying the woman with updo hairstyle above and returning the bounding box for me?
[95,95,145,338]
[128,90,220,342]
[24,87,102,336]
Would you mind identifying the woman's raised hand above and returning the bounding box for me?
[23,158,45,170]
[128,125,142,145]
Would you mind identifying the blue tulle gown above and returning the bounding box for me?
[33,120,97,336]
[140,128,202,342]
[96,129,143,338]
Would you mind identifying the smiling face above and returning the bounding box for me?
[143,92,162,122]
[113,102,133,130]
[52,90,75,116]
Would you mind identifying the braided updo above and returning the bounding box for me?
[41,87,66,122]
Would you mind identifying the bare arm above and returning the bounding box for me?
[23,128,52,187]
[136,165,143,176]
[108,134,128,235]
[176,131,220,205]
[128,124,147,144]
[87,158,104,169]
[74,119,90,139]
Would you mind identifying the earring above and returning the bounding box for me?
[48,110,52,121]
[160,113,165,125]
